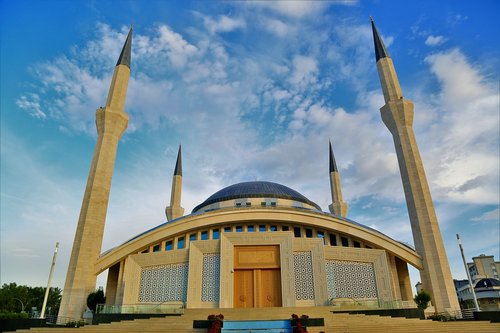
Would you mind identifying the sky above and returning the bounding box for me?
[1,0,499,293]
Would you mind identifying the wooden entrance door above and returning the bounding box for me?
[233,246,282,308]
[234,269,254,308]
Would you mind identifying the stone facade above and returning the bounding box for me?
[100,223,415,310]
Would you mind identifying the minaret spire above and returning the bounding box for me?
[328,140,348,217]
[371,19,403,103]
[59,27,132,321]
[370,17,390,62]
[116,26,133,68]
[166,145,185,221]
[173,145,182,176]
[372,18,460,313]
[329,140,338,173]
[105,26,133,113]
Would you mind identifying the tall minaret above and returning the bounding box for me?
[328,140,348,217]
[165,145,184,221]
[58,27,132,320]
[371,18,460,313]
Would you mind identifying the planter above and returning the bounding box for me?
[193,320,224,329]
[0,318,46,332]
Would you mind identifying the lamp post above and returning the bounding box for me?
[456,234,480,311]
[13,298,25,313]
[40,242,59,319]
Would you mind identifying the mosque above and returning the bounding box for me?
[57,19,461,321]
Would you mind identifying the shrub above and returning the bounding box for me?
[413,290,432,310]
[86,288,106,313]
[428,313,447,321]
[0,312,29,319]
[65,320,85,327]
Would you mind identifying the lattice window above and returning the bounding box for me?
[293,252,315,300]
[138,263,188,302]
[326,260,377,299]
[201,254,220,302]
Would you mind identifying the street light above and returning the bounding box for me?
[13,298,25,313]
[456,234,480,311]
[40,242,59,319]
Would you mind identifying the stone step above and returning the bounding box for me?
[7,307,500,333]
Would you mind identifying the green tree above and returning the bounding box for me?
[86,288,106,313]
[0,283,61,315]
[414,290,432,310]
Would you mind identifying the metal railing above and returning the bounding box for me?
[52,315,86,327]
[329,298,417,310]
[96,302,185,315]
[427,308,476,321]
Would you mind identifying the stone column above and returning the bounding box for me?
[58,28,132,320]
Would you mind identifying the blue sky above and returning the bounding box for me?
[1,0,499,291]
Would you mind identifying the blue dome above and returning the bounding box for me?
[192,181,321,213]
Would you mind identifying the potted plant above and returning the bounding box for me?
[207,313,224,333]
[290,314,309,333]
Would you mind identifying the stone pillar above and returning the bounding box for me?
[371,19,460,313]
[395,257,413,302]
[105,263,120,306]
[387,253,402,301]
[58,28,132,320]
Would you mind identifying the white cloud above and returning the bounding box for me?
[425,48,484,102]
[244,0,358,18]
[261,18,291,37]
[471,208,500,222]
[418,48,500,204]
[202,15,246,34]
[425,35,447,46]
[245,1,331,18]
[157,25,198,67]
[16,93,46,119]
[289,55,318,87]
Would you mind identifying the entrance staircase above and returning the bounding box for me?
[10,307,500,333]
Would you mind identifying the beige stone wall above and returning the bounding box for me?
[121,249,189,305]
[325,246,393,302]
[293,238,329,306]
[96,209,422,275]
[197,197,319,213]
[112,232,400,309]
[186,240,220,308]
